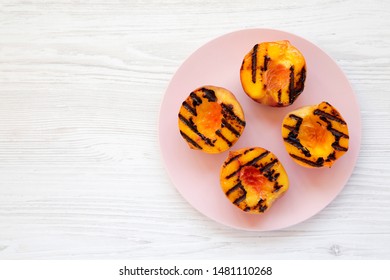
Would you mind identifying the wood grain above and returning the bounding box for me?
[0,0,389,259]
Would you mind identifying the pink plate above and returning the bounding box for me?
[159,29,361,231]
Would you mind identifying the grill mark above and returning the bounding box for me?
[224,154,242,166]
[260,159,278,173]
[326,151,336,162]
[179,131,202,150]
[289,114,303,122]
[178,114,214,147]
[216,130,232,147]
[221,103,246,126]
[263,55,270,71]
[314,109,347,125]
[277,89,282,105]
[316,157,324,166]
[283,124,296,131]
[288,66,295,104]
[297,67,306,92]
[225,170,239,180]
[256,198,265,205]
[328,127,349,139]
[318,113,349,154]
[332,142,348,151]
[284,113,311,156]
[244,148,255,155]
[284,135,311,157]
[225,182,244,196]
[255,199,267,212]
[221,118,241,137]
[233,194,246,205]
[288,66,305,104]
[190,92,202,107]
[289,153,324,167]
[251,44,258,83]
[182,101,197,116]
[259,204,268,213]
[245,150,270,168]
[225,151,270,179]
[200,88,217,102]
[264,169,280,182]
[288,113,303,133]
[273,182,283,193]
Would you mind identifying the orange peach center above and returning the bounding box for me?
[239,166,266,193]
[299,116,328,149]
[197,101,222,135]
[265,62,290,93]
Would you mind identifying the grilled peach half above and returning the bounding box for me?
[220,147,289,213]
[282,102,349,168]
[240,40,306,107]
[178,86,245,154]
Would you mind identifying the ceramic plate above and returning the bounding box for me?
[159,29,361,231]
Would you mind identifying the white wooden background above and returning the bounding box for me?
[0,0,389,259]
